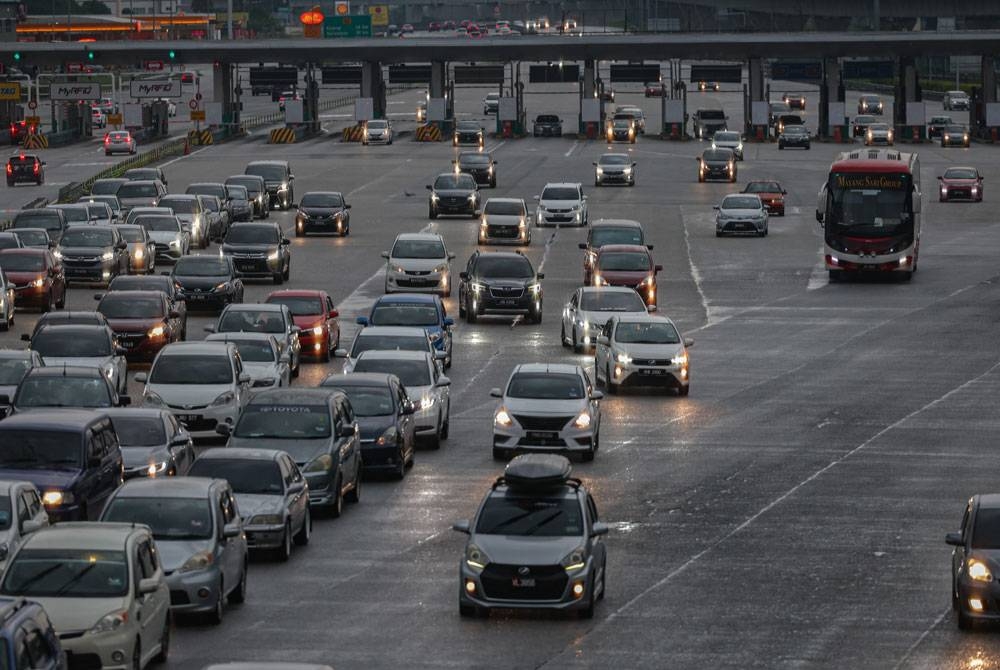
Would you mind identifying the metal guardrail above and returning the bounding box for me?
[57,136,189,204]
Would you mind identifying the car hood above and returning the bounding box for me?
[598,270,648,283]
[300,207,344,217]
[40,355,113,369]
[391,257,447,271]
[357,415,395,440]
[121,445,170,469]
[433,188,475,198]
[226,436,332,466]
[146,383,233,406]
[502,397,586,415]
[483,214,523,227]
[942,178,978,185]
[222,243,276,254]
[148,231,181,243]
[107,317,163,333]
[617,342,684,358]
[31,596,129,634]
[720,207,765,217]
[0,467,79,490]
[473,534,582,565]
[5,270,46,283]
[290,314,325,330]
[234,493,283,520]
[173,275,229,289]
[58,245,112,256]
[156,538,214,572]
[538,199,581,209]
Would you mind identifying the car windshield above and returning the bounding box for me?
[189,459,284,495]
[1,549,128,597]
[433,175,476,190]
[330,386,395,416]
[174,257,228,276]
[0,358,31,384]
[245,164,286,180]
[150,355,232,384]
[227,186,249,200]
[392,239,446,259]
[367,120,388,129]
[599,155,629,165]
[218,310,285,334]
[235,404,331,439]
[827,172,913,235]
[200,198,221,213]
[51,207,87,223]
[266,296,321,316]
[598,252,649,272]
[715,132,739,142]
[32,328,110,357]
[783,126,807,135]
[460,154,490,165]
[13,230,48,246]
[476,496,583,536]
[744,182,781,194]
[972,507,1000,549]
[699,110,725,119]
[862,96,880,102]
[354,358,430,387]
[112,416,166,447]
[370,304,439,327]
[117,183,158,198]
[0,430,80,469]
[15,377,111,408]
[103,498,213,540]
[13,214,61,232]
[722,196,762,210]
[351,334,428,357]
[61,229,113,247]
[476,256,534,279]
[0,254,43,271]
[91,180,124,195]
[0,236,19,250]
[99,295,163,319]
[507,372,584,399]
[117,228,143,243]
[944,168,978,179]
[136,215,179,232]
[590,227,643,247]
[300,193,343,208]
[615,321,681,344]
[580,291,646,312]
[456,122,480,131]
[613,120,631,129]
[536,115,559,122]
[703,150,732,161]
[541,187,578,200]
[226,227,278,244]
[483,201,525,216]
[159,198,196,214]
[945,125,966,133]
[227,339,276,363]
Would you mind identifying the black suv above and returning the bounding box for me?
[427,173,480,219]
[532,114,562,137]
[245,160,294,211]
[458,250,544,324]
[453,121,485,148]
[455,151,497,188]
[6,153,44,186]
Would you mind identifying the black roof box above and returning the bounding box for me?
[503,454,572,489]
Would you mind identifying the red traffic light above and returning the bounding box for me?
[299,7,324,25]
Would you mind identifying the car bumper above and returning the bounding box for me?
[386,270,448,293]
[60,626,139,670]
[493,424,595,454]
[431,198,476,215]
[165,566,224,612]
[459,561,597,612]
[940,187,981,201]
[533,127,561,136]
[304,470,336,506]
[536,211,583,226]
[780,138,810,147]
[155,244,184,261]
[614,363,688,389]
[117,335,171,362]
[297,217,346,234]
[361,441,406,471]
[471,292,538,315]
[479,224,528,244]
[230,258,281,278]
[13,284,49,307]
[760,200,785,214]
[244,522,286,550]
[232,205,253,222]
[717,219,767,234]
[164,404,238,438]
[595,171,632,184]
[364,134,390,144]
[62,262,116,282]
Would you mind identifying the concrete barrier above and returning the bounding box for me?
[269,127,297,144]
[415,124,442,141]
[341,124,365,142]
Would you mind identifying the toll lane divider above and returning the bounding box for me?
[341,124,364,142]
[22,134,48,149]
[269,127,297,144]
[188,129,214,146]
[415,124,441,142]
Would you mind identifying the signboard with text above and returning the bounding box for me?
[367,5,388,26]
[130,80,181,99]
[0,82,20,101]
[51,83,101,101]
[323,15,372,38]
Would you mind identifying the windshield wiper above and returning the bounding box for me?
[9,563,63,591]
[484,510,537,534]
[54,563,98,596]
[522,510,565,536]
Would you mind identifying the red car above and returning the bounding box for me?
[96,290,180,362]
[466,25,482,38]
[265,289,340,361]
[741,180,786,216]
[644,84,665,97]
[442,20,456,30]
[938,166,984,202]
[592,244,662,308]
[428,21,441,31]
[0,248,65,311]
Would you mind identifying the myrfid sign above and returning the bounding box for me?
[50,83,101,100]
[129,80,182,99]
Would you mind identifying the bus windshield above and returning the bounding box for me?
[827,172,913,237]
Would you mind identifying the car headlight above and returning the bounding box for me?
[89,610,129,635]
[494,407,513,427]
[623,167,632,175]
[616,352,632,365]
[964,134,969,141]
[737,143,743,151]
[465,543,490,571]
[375,426,398,446]
[420,394,436,410]
[595,167,603,175]
[214,282,231,292]
[147,324,165,338]
[467,194,476,202]
[210,391,235,407]
[30,276,45,288]
[593,274,607,286]
[433,263,448,273]
[471,282,485,294]
[103,364,115,379]
[249,514,283,526]
[146,461,168,477]
[430,193,440,202]
[179,550,214,573]
[528,283,542,295]
[42,490,74,507]
[101,251,114,261]
[969,559,993,582]
[944,135,950,141]
[672,352,688,366]
[573,411,591,429]
[309,325,324,336]
[305,453,333,473]
[142,391,165,407]
[267,250,280,262]
[134,248,143,260]
[561,546,587,573]
[169,239,180,248]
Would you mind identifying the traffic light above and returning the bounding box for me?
[168,50,176,60]
[334,1,348,15]
[87,50,94,60]
[12,52,19,62]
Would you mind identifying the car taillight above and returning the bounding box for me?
[32,162,39,174]
[5,164,11,175]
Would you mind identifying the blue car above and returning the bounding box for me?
[0,598,65,670]
[357,294,454,369]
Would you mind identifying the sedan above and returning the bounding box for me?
[928,115,953,139]
[852,115,877,137]
[220,222,291,285]
[591,245,661,307]
[104,407,195,479]
[108,274,188,340]
[168,255,244,310]
[456,151,498,188]
[858,94,883,115]
[942,124,971,148]
[711,131,743,160]
[427,173,480,219]
[644,84,665,97]
[104,130,137,155]
[698,81,720,92]
[782,93,806,109]
[532,114,562,136]
[778,125,811,150]
[595,314,692,395]
[295,191,351,237]
[96,290,180,363]
[205,332,291,389]
[606,118,635,144]
[26,324,128,395]
[561,286,650,352]
[938,166,984,202]
[124,167,168,187]
[697,148,736,183]
[55,225,129,286]
[593,153,636,187]
[135,213,189,261]
[715,194,769,237]
[265,289,341,361]
[0,248,65,311]
[742,180,786,216]
[453,121,485,148]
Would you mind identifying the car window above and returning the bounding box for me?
[137,540,156,579]
[476,496,583,536]
[972,507,1000,549]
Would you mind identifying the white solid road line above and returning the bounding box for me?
[807,246,829,290]
[564,140,578,157]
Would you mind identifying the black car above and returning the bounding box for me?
[168,255,244,309]
[6,153,44,186]
[104,407,195,480]
[607,119,635,143]
[4,365,130,413]
[946,494,1000,630]
[226,184,253,222]
[456,152,498,188]
[187,183,233,229]
[319,372,416,479]
[453,121,485,148]
[123,167,168,187]
[107,273,188,340]
[941,124,971,148]
[774,114,804,135]
[11,209,66,245]
[26,310,109,339]
[927,116,953,140]
[427,173,480,219]
[533,114,562,137]
[10,227,53,249]
[220,222,291,285]
[226,175,269,219]
[458,250,543,324]
[697,148,736,183]
[245,161,294,211]
[295,191,352,237]
[90,178,128,196]
[56,225,129,285]
[778,125,811,150]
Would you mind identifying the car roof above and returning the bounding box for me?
[115,476,220,498]
[723,194,762,203]
[197,447,284,462]
[944,166,977,172]
[599,153,630,159]
[301,191,343,197]
[374,293,440,305]
[23,365,105,378]
[100,289,162,301]
[25,522,141,550]
[513,363,582,375]
[267,289,326,298]
[157,341,234,356]
[159,194,198,200]
[357,326,429,337]
[0,409,106,430]
[246,388,339,404]
[323,372,395,387]
[224,302,284,313]
[187,182,225,187]
[591,219,642,229]
[356,350,430,362]
[541,182,582,189]
[247,160,288,167]
[394,232,444,242]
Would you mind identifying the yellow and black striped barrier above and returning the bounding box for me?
[341,124,365,142]
[415,124,441,142]
[22,134,48,149]
[187,130,214,146]
[269,127,297,144]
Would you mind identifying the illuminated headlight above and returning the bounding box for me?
[280,182,288,191]
[103,365,115,379]
[471,282,485,294]
[42,490,73,507]
[53,250,63,259]
[179,550,214,573]
[572,411,591,429]
[433,263,448,273]
[169,239,180,248]
[89,610,128,635]
[518,218,526,229]
[267,250,280,262]
[886,131,894,140]
[671,352,688,366]
[101,251,114,261]
[528,283,541,295]
[249,514,282,526]
[561,547,586,573]
[391,264,406,274]
[622,167,632,175]
[214,282,230,292]
[595,167,603,175]
[941,187,948,194]
[147,324,166,338]
[615,352,632,365]
[134,248,143,260]
[710,142,717,149]
[593,274,607,286]
[465,544,490,571]
[430,193,440,202]
[312,325,324,336]
[737,143,743,151]
[420,395,436,410]
[467,194,476,202]
[305,454,333,472]
[969,559,992,582]
[944,134,950,141]
[494,408,513,427]
[29,276,44,288]
[146,461,168,477]
[575,210,582,222]
[964,134,969,141]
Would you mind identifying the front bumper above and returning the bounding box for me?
[228,254,281,278]
[386,269,448,293]
[166,565,223,613]
[595,170,633,185]
[459,560,596,613]
[613,361,688,389]
[60,624,139,670]
[536,209,583,226]
[940,185,981,201]
[361,440,405,472]
[825,252,914,274]
[431,196,476,215]
[479,224,528,245]
[717,218,766,234]
[164,402,238,438]
[364,133,390,144]
[13,283,49,307]
[62,259,116,282]
[297,215,346,234]
[470,287,539,315]
[780,137,810,147]
[493,418,595,454]
[244,522,286,550]
[453,134,483,146]
[304,470,336,507]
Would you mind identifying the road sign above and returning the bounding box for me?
[368,5,387,26]
[130,80,181,99]
[323,15,372,38]
[689,64,742,83]
[0,83,21,101]
[195,92,202,101]
[51,83,101,101]
[27,99,36,110]
[454,66,504,84]
[770,60,822,82]
[322,66,362,84]
[106,113,123,125]
[66,62,83,73]
[388,64,431,83]
[610,64,660,83]
[144,60,164,71]
[24,116,40,125]
[189,99,199,110]
[190,110,206,121]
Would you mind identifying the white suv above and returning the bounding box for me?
[535,183,588,227]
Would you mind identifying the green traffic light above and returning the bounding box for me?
[168,50,176,59]
[12,52,19,61]
[87,51,94,60]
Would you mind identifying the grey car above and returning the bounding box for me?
[382,232,455,295]
[207,303,301,377]
[134,213,190,260]
[593,153,636,187]
[0,480,48,573]
[335,325,440,371]
[116,180,167,216]
[157,195,208,249]
[205,332,291,389]
[225,175,269,219]
[104,407,195,480]
[453,454,609,618]
[26,324,128,395]
[490,363,602,462]
[189,448,311,561]
[479,198,531,245]
[0,349,43,401]
[714,193,768,237]
[560,286,650,352]
[100,477,248,623]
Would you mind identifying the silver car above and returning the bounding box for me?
[593,153,636,187]
[100,477,248,623]
[336,325,439,371]
[205,332,291,389]
[594,313,692,396]
[207,303,301,377]
[363,119,393,145]
[865,122,894,146]
[46,203,90,227]
[104,407,195,480]
[382,233,455,296]
[27,324,128,395]
[133,213,190,261]
[714,193,768,237]
[104,130,137,155]
[189,448,311,561]
[535,182,588,227]
[0,349,43,401]
[490,363,602,462]
[157,195,208,249]
[116,180,167,216]
[561,286,650,352]
[352,350,450,448]
[0,480,48,572]
[711,130,744,160]
[479,197,531,245]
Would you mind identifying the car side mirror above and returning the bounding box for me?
[356,316,369,326]
[936,176,942,180]
[590,390,604,400]
[93,293,104,301]
[115,346,127,356]
[654,264,663,272]
[448,253,456,260]
[339,423,356,438]
[138,577,160,595]
[169,433,190,447]
[281,238,290,245]
[401,401,416,415]
[345,204,352,209]
[782,189,788,194]
[712,205,720,210]
[591,522,609,537]
[223,523,241,539]
[596,336,609,346]
[684,338,695,347]
[452,519,471,534]
[647,304,657,313]
[328,309,339,318]
[437,376,451,387]
[134,372,148,384]
[945,532,964,546]
[215,423,232,437]
[442,317,454,327]
[536,273,544,280]
[489,387,502,398]
[578,243,587,250]
[592,162,597,166]
[20,519,43,534]
[380,251,389,259]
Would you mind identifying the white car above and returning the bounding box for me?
[26,324,128,395]
[205,332,291,389]
[593,153,636,187]
[0,480,47,573]
[0,522,171,670]
[865,122,894,146]
[943,90,970,111]
[479,197,531,245]
[561,286,651,352]
[351,350,450,448]
[336,326,440,371]
[711,130,744,160]
[714,193,768,237]
[535,182,588,227]
[135,341,253,439]
[363,119,393,145]
[104,130,137,156]
[91,107,106,128]
[382,232,455,296]
[595,314,692,396]
[490,363,603,461]
[208,303,302,377]
[134,212,189,261]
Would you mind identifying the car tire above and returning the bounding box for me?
[153,614,170,663]
[273,272,283,285]
[345,468,361,503]
[441,416,450,440]
[429,208,437,220]
[465,303,477,324]
[329,476,343,518]
[276,522,292,562]
[560,323,569,348]
[606,365,618,395]
[578,586,596,619]
[678,385,690,397]
[395,449,407,480]
[283,262,290,281]
[319,336,331,362]
[206,582,224,624]
[229,564,247,604]
[131,639,141,670]
[778,143,784,150]
[572,329,583,354]
[56,288,65,309]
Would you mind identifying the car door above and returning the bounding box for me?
[44,251,65,304]
[594,318,614,375]
[585,493,606,574]
[336,399,359,487]
[217,488,243,587]
[22,622,58,670]
[134,539,166,660]
[564,290,579,336]
[283,455,308,533]
[953,501,972,587]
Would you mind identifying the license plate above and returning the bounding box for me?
[178,414,200,423]
[188,294,206,300]
[527,431,558,440]
[512,577,536,588]
[497,298,517,306]
[640,369,666,376]
[238,264,255,272]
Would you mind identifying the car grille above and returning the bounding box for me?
[946,188,972,198]
[489,286,524,299]
[440,196,467,207]
[634,358,671,366]
[169,589,191,605]
[66,652,103,670]
[512,414,571,431]
[63,256,101,265]
[486,225,519,239]
[546,207,571,214]
[480,564,567,601]
[117,332,147,349]
[405,269,431,276]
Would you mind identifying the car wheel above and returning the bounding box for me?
[598,557,607,600]
[228,563,247,604]
[560,323,569,348]
[276,522,292,562]
[329,476,343,518]
[465,302,477,324]
[319,336,331,362]
[207,581,224,624]
[345,469,361,503]
[572,329,583,354]
[606,365,618,395]
[678,385,690,397]
[56,287,65,309]
[273,271,283,285]
[441,416,450,440]
[153,614,170,663]
[294,507,312,546]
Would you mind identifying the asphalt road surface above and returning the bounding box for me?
[1,78,998,670]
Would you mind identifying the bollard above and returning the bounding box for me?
[502,121,512,138]
[833,126,842,143]
[755,125,764,141]
[912,126,918,141]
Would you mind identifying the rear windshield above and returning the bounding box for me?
[227,185,249,200]
[15,376,112,408]
[744,182,781,194]
[0,357,32,385]
[117,183,159,198]
[13,230,48,246]
[32,328,110,357]
[370,304,439,327]
[266,296,321,316]
[350,334,428,357]
[226,177,262,193]
[597,252,649,272]
[90,180,125,195]
[117,227,143,242]
[174,256,229,276]
[189,458,284,495]
[159,197,197,214]
[591,226,642,247]
[218,310,285,334]
[103,497,213,540]
[186,185,224,197]
[722,196,762,210]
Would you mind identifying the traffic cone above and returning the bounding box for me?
[183,138,190,155]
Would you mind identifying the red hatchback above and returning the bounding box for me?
[0,248,65,311]
[265,289,340,361]
[95,290,180,362]
[938,166,984,202]
[592,244,662,308]
[742,180,786,216]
